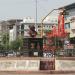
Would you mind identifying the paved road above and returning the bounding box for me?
[0,72,75,75]
[0,73,75,75]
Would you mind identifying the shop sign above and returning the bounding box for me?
[64,44,74,49]
[43,52,53,58]
[40,60,55,70]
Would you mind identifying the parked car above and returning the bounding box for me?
[16,51,21,57]
[0,50,7,57]
[20,50,29,57]
[7,50,16,57]
[0,52,4,57]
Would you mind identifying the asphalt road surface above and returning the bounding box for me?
[0,72,75,75]
[0,73,75,75]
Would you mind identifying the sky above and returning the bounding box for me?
[0,0,75,22]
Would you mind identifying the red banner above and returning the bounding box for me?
[46,14,67,38]
[57,14,67,38]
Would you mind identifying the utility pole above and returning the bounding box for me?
[35,0,37,31]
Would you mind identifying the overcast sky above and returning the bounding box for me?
[0,0,75,22]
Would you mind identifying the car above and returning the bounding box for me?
[20,50,29,57]
[0,52,4,57]
[16,51,21,57]
[7,50,16,57]
[0,51,7,57]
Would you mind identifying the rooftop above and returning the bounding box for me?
[59,3,75,10]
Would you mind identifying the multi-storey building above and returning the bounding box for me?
[0,15,58,43]
[7,19,23,42]
[20,16,58,37]
[38,16,58,36]
[59,3,75,38]
[0,21,10,43]
[58,3,75,56]
[0,19,22,42]
[20,17,35,37]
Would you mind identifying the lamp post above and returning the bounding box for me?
[41,9,58,37]
[40,9,58,57]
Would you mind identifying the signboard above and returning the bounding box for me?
[64,44,74,49]
[70,22,75,38]
[0,60,40,71]
[55,60,75,71]
[40,60,55,70]
[43,52,53,58]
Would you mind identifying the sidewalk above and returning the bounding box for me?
[0,70,75,74]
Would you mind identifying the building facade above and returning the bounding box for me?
[38,16,58,36]
[58,3,75,56]
[20,17,35,37]
[61,3,75,38]
[0,19,22,42]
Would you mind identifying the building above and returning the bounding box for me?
[0,21,10,43]
[0,19,22,42]
[38,15,58,36]
[0,16,58,43]
[20,17,35,37]
[58,3,75,56]
[7,19,23,42]
[9,25,17,42]
[59,3,75,38]
[20,17,57,38]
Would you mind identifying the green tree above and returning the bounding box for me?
[0,44,4,50]
[10,36,23,52]
[1,33,9,50]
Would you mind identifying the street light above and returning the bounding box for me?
[41,9,58,37]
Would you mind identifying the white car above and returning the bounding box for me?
[7,51,16,57]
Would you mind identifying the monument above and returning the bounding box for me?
[23,25,43,57]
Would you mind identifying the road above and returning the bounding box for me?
[0,73,75,75]
[0,71,75,75]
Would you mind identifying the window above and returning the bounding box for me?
[38,26,41,28]
[65,23,70,29]
[21,24,24,29]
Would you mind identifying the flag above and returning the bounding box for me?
[61,15,65,34]
[57,14,66,37]
[58,15,61,37]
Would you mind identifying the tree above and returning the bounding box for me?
[1,33,9,50]
[0,44,4,50]
[10,36,23,52]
